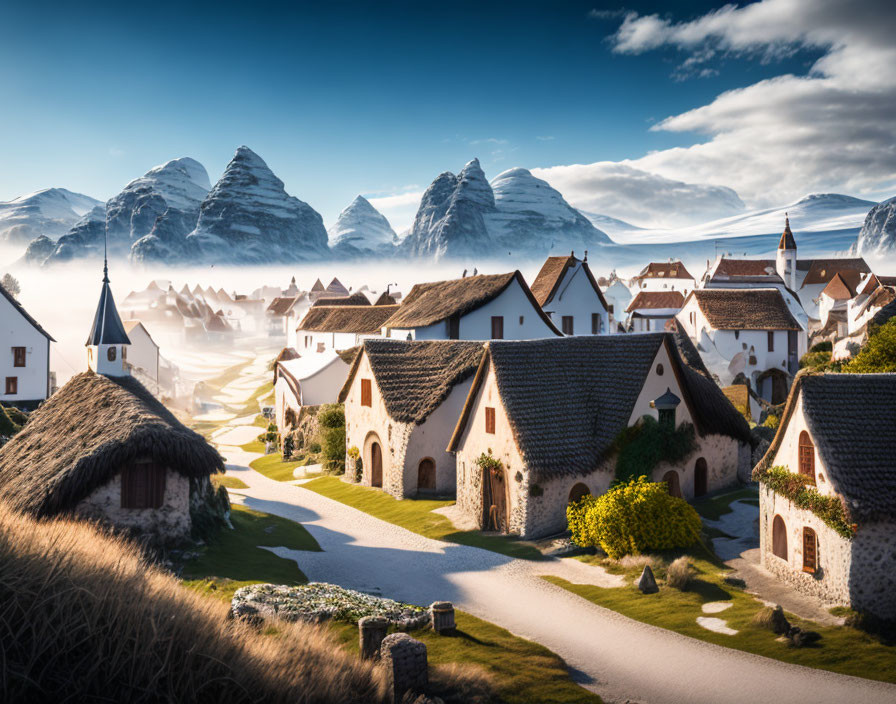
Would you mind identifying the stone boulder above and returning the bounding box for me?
[638,565,659,594]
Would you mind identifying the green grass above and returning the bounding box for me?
[212,474,249,490]
[250,451,309,482]
[330,610,601,704]
[180,505,321,601]
[692,486,759,521]
[548,544,896,684]
[302,475,544,561]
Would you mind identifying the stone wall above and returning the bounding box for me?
[75,469,191,541]
[849,521,896,619]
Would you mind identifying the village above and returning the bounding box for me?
[0,214,894,704]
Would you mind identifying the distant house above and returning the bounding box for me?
[382,271,561,341]
[632,261,696,296]
[754,372,896,619]
[122,320,160,385]
[675,288,806,404]
[340,339,484,498]
[600,278,632,331]
[530,254,610,335]
[817,270,864,334]
[311,292,371,308]
[798,258,871,321]
[273,349,354,436]
[447,333,751,539]
[625,291,684,332]
[266,296,300,337]
[296,305,399,353]
[0,282,54,406]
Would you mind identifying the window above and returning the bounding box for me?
[798,431,815,484]
[491,316,504,339]
[5,377,17,395]
[448,314,460,339]
[561,316,574,335]
[658,407,675,428]
[485,407,496,434]
[568,483,590,505]
[803,527,817,573]
[772,515,788,560]
[107,346,117,362]
[360,378,372,407]
[608,304,614,315]
[768,331,775,352]
[656,363,664,376]
[12,347,25,367]
[120,462,166,509]
[690,311,695,327]
[591,313,603,335]
[734,330,740,340]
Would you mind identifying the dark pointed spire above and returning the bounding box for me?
[778,212,796,250]
[86,242,131,347]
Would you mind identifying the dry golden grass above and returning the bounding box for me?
[0,501,388,703]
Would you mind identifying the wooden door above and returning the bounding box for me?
[788,330,799,373]
[802,527,817,573]
[662,470,681,498]
[482,466,507,532]
[491,316,504,339]
[417,458,436,491]
[694,458,708,497]
[371,442,383,488]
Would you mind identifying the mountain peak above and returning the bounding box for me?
[328,195,396,256]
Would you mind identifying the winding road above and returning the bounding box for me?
[209,360,896,704]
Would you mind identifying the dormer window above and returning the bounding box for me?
[107,346,117,362]
[798,430,815,484]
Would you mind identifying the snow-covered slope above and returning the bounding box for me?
[183,146,329,264]
[580,211,644,237]
[328,195,397,258]
[854,195,896,255]
[0,188,101,243]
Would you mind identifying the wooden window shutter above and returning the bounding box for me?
[5,377,17,394]
[485,407,496,434]
[802,527,817,573]
[121,463,166,509]
[562,316,574,335]
[768,331,775,351]
[491,316,504,339]
[798,431,815,484]
[361,378,372,407]
[12,347,26,367]
[448,314,460,339]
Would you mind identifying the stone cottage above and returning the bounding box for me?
[753,372,896,619]
[340,339,484,498]
[447,331,752,539]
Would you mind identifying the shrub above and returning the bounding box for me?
[318,404,345,474]
[0,406,18,437]
[567,477,702,559]
[612,416,697,483]
[666,556,694,590]
[2,405,27,427]
[761,413,780,429]
[755,466,855,539]
[308,441,322,454]
[844,318,896,373]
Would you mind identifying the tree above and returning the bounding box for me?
[1,273,20,299]
[844,318,896,373]
[317,404,346,474]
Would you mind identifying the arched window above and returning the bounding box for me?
[802,527,817,573]
[772,515,788,560]
[568,483,590,505]
[417,458,436,491]
[798,431,815,484]
[107,346,117,362]
[662,470,681,498]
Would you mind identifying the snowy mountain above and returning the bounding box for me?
[328,195,397,258]
[401,160,611,260]
[0,188,101,243]
[36,157,210,266]
[853,195,896,255]
[580,212,644,237]
[182,146,329,264]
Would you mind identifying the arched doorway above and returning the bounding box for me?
[417,458,436,491]
[370,441,383,488]
[662,470,681,498]
[482,465,508,532]
[568,483,590,505]
[772,515,787,560]
[694,458,708,497]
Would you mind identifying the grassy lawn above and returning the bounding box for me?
[212,474,249,490]
[180,504,321,601]
[302,475,544,561]
[692,486,759,521]
[548,542,896,684]
[330,610,601,704]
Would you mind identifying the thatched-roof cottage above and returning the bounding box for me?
[447,332,751,539]
[753,372,896,619]
[530,253,610,335]
[297,304,399,354]
[382,271,561,340]
[0,371,227,543]
[339,339,484,498]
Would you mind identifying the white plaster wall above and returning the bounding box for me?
[767,394,836,496]
[124,324,159,382]
[540,263,608,336]
[798,283,826,320]
[274,376,301,435]
[75,468,191,540]
[299,359,351,407]
[0,294,50,402]
[635,276,695,296]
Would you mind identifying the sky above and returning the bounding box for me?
[1,0,895,231]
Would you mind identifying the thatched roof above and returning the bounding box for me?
[530,255,608,310]
[339,339,484,424]
[0,372,223,518]
[626,291,685,313]
[448,332,750,481]
[267,296,299,316]
[754,371,896,523]
[688,289,801,330]
[311,292,370,308]
[297,305,399,334]
[383,271,560,334]
[0,282,54,341]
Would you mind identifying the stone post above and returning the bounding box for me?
[379,633,428,704]
[430,601,455,634]
[358,615,389,661]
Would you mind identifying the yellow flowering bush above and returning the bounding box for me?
[567,477,702,559]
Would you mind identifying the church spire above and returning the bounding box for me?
[778,212,796,251]
[86,235,131,376]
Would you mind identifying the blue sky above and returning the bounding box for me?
[1,0,892,229]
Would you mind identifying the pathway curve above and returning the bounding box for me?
[209,363,896,704]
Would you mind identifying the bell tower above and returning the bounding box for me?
[776,214,797,290]
[86,238,131,376]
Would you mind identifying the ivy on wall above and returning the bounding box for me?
[757,466,856,539]
[611,416,697,483]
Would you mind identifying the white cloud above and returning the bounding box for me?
[469,137,508,146]
[532,161,744,228]
[367,190,422,233]
[602,0,896,209]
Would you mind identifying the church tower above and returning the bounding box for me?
[86,256,131,376]
[775,214,797,290]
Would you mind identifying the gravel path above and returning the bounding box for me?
[212,366,896,704]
